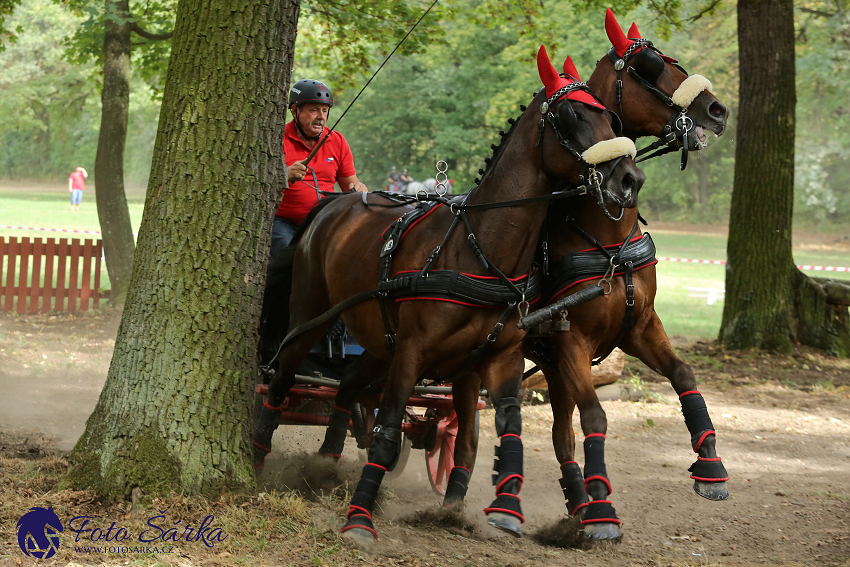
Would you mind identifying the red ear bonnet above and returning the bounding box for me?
[605,9,632,57]
[537,46,605,110]
[537,45,569,100]
[627,22,641,39]
[563,56,605,109]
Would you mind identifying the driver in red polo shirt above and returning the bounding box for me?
[272,79,368,254]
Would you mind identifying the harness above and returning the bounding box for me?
[262,90,629,378]
[523,217,657,369]
[607,41,695,170]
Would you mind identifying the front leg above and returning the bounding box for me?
[480,349,526,537]
[340,348,421,546]
[621,309,729,500]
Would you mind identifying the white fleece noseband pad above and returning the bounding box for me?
[581,137,637,165]
[671,74,713,108]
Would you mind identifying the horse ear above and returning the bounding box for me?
[537,45,562,98]
[563,56,582,82]
[627,22,641,39]
[605,8,631,57]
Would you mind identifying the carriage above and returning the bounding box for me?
[254,325,484,495]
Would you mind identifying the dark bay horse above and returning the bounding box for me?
[523,10,731,541]
[253,46,644,544]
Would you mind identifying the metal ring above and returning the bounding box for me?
[436,183,448,197]
[450,202,460,215]
[416,190,428,202]
[436,160,448,174]
[676,114,694,133]
[589,170,604,188]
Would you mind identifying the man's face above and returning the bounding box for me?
[295,103,330,137]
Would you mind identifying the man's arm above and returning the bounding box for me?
[338,175,367,193]
[69,178,73,192]
[287,160,307,183]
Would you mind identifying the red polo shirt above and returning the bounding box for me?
[276,121,357,225]
[69,171,86,191]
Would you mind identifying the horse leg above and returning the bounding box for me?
[341,349,421,545]
[252,327,331,469]
[442,374,481,508]
[318,353,387,460]
[555,341,621,541]
[545,363,588,518]
[621,311,729,500]
[482,350,526,537]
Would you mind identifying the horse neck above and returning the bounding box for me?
[463,115,552,275]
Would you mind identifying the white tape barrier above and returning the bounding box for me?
[1,226,847,272]
[658,256,849,273]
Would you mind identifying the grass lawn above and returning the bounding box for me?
[1,187,848,341]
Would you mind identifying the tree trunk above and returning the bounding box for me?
[721,0,850,356]
[94,0,137,305]
[63,0,300,498]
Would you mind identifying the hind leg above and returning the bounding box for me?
[318,353,387,460]
[441,374,482,508]
[621,310,729,500]
[253,326,332,469]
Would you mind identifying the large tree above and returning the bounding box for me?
[720,0,850,354]
[62,0,299,497]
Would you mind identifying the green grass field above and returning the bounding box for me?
[2,188,848,340]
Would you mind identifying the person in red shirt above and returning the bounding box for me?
[272,79,367,253]
[68,167,87,211]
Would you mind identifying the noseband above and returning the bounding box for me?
[608,39,698,170]
[538,84,635,222]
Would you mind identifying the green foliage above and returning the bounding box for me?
[0,0,22,50]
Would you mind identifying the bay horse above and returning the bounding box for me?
[522,10,732,540]
[253,46,644,544]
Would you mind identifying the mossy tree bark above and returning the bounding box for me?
[64,0,300,498]
[94,0,136,306]
[720,0,850,356]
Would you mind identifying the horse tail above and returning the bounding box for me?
[257,193,344,369]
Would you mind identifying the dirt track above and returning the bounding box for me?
[1,310,849,566]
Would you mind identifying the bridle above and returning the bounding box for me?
[538,83,633,222]
[608,39,697,170]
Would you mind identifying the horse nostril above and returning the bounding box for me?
[709,101,727,118]
[622,173,636,197]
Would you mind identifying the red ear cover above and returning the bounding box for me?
[563,56,581,82]
[605,8,631,57]
[537,45,570,100]
[627,22,641,39]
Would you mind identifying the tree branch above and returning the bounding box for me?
[130,21,173,41]
[688,0,722,23]
[799,7,838,18]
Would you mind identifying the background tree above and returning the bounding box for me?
[720,0,850,354]
[62,0,299,497]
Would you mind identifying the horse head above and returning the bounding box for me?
[536,45,644,210]
[589,9,729,152]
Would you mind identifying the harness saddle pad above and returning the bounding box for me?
[386,267,542,307]
[380,201,443,257]
[544,233,657,302]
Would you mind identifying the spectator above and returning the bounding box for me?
[68,167,87,211]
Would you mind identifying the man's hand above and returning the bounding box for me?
[287,160,307,183]
[349,181,368,193]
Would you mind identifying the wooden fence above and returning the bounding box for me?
[0,236,106,313]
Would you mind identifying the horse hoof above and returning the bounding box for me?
[487,512,522,537]
[694,480,729,501]
[583,522,621,541]
[442,494,464,509]
[341,527,377,549]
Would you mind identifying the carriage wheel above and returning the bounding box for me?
[425,413,458,495]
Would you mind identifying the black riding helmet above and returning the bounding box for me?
[289,79,334,107]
